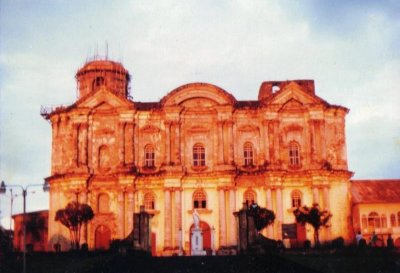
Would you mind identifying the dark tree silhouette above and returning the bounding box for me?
[55,201,94,250]
[248,203,276,231]
[293,203,331,246]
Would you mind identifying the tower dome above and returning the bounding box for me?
[76,60,130,99]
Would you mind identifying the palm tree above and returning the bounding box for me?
[248,203,275,231]
[293,203,331,246]
[55,202,94,250]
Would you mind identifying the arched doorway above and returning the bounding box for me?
[95,225,111,250]
[190,221,211,255]
[394,238,400,248]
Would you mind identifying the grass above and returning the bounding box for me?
[1,248,399,273]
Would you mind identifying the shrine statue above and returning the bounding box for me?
[193,209,200,229]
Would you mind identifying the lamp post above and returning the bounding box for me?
[0,180,49,273]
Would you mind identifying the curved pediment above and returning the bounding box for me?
[180,97,218,108]
[238,124,259,132]
[161,83,237,107]
[187,125,210,133]
[141,125,160,134]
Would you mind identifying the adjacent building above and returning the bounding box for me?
[12,210,48,252]
[351,179,400,247]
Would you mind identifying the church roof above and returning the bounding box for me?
[135,102,161,110]
[351,180,400,204]
[235,100,260,109]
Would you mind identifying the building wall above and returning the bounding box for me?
[352,203,400,246]
[44,60,353,254]
[13,211,48,252]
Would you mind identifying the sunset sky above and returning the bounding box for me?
[0,1,399,226]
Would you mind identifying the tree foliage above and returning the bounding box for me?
[248,203,276,231]
[293,203,332,246]
[26,214,46,242]
[55,201,94,249]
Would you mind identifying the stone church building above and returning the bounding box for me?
[42,59,354,255]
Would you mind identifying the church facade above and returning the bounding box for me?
[42,59,353,255]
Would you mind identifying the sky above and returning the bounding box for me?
[0,0,399,227]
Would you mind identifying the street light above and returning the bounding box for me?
[0,180,49,273]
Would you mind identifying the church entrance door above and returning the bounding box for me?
[95,225,111,250]
[190,221,211,255]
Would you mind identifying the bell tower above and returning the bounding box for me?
[75,59,130,99]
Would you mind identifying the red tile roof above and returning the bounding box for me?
[351,180,400,204]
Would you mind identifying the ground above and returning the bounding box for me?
[1,249,399,273]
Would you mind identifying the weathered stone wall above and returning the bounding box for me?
[45,60,353,254]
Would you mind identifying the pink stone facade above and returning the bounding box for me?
[43,59,353,255]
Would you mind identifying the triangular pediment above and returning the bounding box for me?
[269,82,323,106]
[74,87,133,110]
[279,99,305,113]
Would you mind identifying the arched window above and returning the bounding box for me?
[361,215,367,229]
[390,214,396,227]
[193,189,207,209]
[291,190,302,208]
[92,76,105,91]
[368,212,380,228]
[144,192,155,210]
[244,190,257,205]
[144,145,155,167]
[288,141,301,168]
[193,143,205,167]
[243,142,254,166]
[98,193,110,213]
[381,214,387,228]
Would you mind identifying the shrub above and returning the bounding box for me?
[303,240,311,249]
[331,237,345,248]
[358,238,367,249]
[81,243,88,252]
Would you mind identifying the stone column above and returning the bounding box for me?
[173,122,181,164]
[268,122,275,165]
[124,122,134,165]
[72,124,79,167]
[174,188,182,248]
[80,190,88,244]
[261,120,268,163]
[227,121,234,164]
[134,122,140,165]
[164,121,171,164]
[273,121,280,166]
[87,116,93,170]
[323,187,330,209]
[276,187,283,240]
[218,188,226,247]
[266,188,273,238]
[126,191,135,237]
[217,121,224,164]
[323,186,331,240]
[118,191,125,238]
[118,122,125,166]
[313,187,320,205]
[164,189,172,249]
[78,123,88,166]
[130,123,135,165]
[229,188,236,246]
